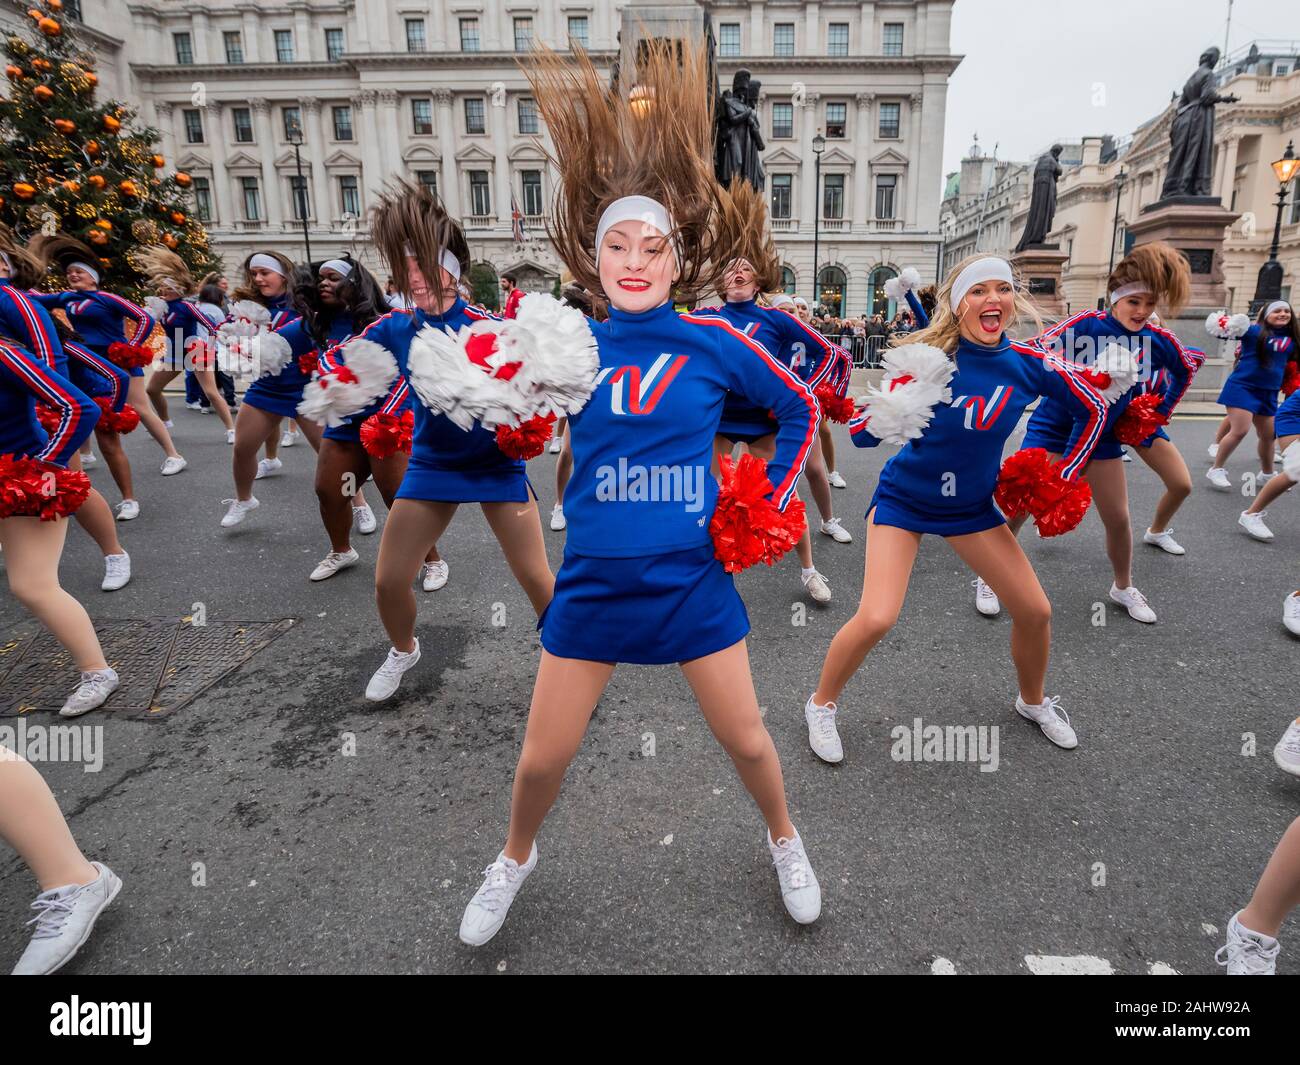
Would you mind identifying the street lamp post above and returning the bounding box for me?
[811,130,825,313]
[1107,166,1127,279]
[1250,139,1299,314]
[286,117,313,263]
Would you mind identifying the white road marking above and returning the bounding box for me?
[931,957,957,975]
[1024,954,1114,975]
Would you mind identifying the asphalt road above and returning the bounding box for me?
[0,408,1295,974]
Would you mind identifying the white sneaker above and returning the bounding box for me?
[1109,583,1157,624]
[1238,510,1274,542]
[802,570,831,603]
[186,400,203,411]
[353,503,377,535]
[365,639,421,701]
[9,862,122,975]
[309,548,359,582]
[81,452,98,468]
[220,496,259,527]
[1257,470,1277,484]
[225,428,235,445]
[1208,440,1220,460]
[768,831,821,924]
[100,552,130,592]
[254,457,282,480]
[1285,592,1300,637]
[973,577,1001,616]
[828,470,847,489]
[549,504,566,531]
[421,560,450,592]
[1016,694,1078,749]
[163,419,174,429]
[820,517,853,543]
[160,455,187,476]
[280,429,298,447]
[198,406,211,415]
[1216,912,1280,975]
[1206,466,1231,490]
[805,694,843,763]
[459,842,538,947]
[1120,449,1132,462]
[59,668,119,718]
[1143,527,1185,555]
[548,436,562,454]
[114,499,139,522]
[1273,718,1300,776]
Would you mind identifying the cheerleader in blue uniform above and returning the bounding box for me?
[988,243,1203,624]
[457,42,822,946]
[1237,388,1300,542]
[1209,301,1298,489]
[805,255,1109,763]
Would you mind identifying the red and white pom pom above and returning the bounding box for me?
[883,266,922,302]
[710,452,807,573]
[359,409,414,459]
[94,398,140,434]
[496,413,556,460]
[1086,340,1142,403]
[0,455,91,520]
[1283,440,1300,482]
[406,293,600,431]
[106,340,155,371]
[296,339,400,428]
[144,296,170,321]
[35,403,62,435]
[857,342,954,445]
[1205,311,1251,340]
[1113,392,1169,446]
[215,301,284,375]
[1282,361,1300,397]
[814,382,855,424]
[994,447,1092,538]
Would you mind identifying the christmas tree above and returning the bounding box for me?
[0,0,220,299]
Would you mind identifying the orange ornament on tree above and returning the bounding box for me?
[61,179,79,192]
[87,174,105,189]
[85,139,100,155]
[26,8,41,19]
[170,210,185,224]
[93,219,112,230]
[48,0,64,10]
[32,84,53,102]
[162,233,178,249]
[84,72,97,87]
[88,229,109,245]
[101,114,120,133]
[152,154,164,168]
[37,17,60,36]
[31,57,50,71]
[173,171,192,187]
[13,182,36,200]
[4,65,23,80]
[53,118,75,134]
[118,179,139,197]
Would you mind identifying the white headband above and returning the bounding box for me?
[69,261,101,284]
[1265,300,1291,317]
[595,195,676,266]
[1109,282,1153,304]
[249,253,287,278]
[951,258,1013,309]
[769,294,795,309]
[320,259,353,279]
[402,244,462,282]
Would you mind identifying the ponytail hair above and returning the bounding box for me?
[1107,241,1190,317]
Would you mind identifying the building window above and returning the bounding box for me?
[828,23,849,57]
[781,266,796,295]
[1291,178,1300,225]
[282,106,301,141]
[412,99,433,135]
[774,23,795,57]
[875,174,897,219]
[514,17,533,52]
[469,170,491,217]
[521,169,543,216]
[869,266,897,316]
[771,174,792,219]
[568,16,589,49]
[325,28,345,61]
[460,18,480,52]
[232,107,253,143]
[405,19,427,53]
[274,30,294,62]
[182,108,204,144]
[64,0,82,18]
[878,101,901,139]
[173,33,193,65]
[340,175,360,217]
[518,97,538,135]
[223,31,243,64]
[464,97,485,135]
[332,106,353,141]
[826,102,847,139]
[719,23,741,57]
[771,102,793,139]
[290,175,309,220]
[823,174,845,219]
[882,23,904,56]
[817,265,846,317]
[241,177,261,221]
[193,177,212,221]
[416,170,438,197]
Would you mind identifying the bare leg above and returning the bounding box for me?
[803,435,835,523]
[94,427,134,503]
[555,424,573,503]
[1255,414,1276,474]
[1213,407,1255,469]
[315,439,370,553]
[232,404,282,501]
[819,420,837,474]
[1081,458,1133,588]
[145,368,180,422]
[0,750,98,891]
[1136,436,1192,533]
[480,499,556,616]
[193,369,234,431]
[127,376,182,459]
[367,450,440,564]
[374,499,459,652]
[67,452,124,557]
[748,435,814,568]
[1239,817,1300,937]
[264,417,283,461]
[1246,433,1299,514]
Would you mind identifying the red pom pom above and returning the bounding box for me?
[0,455,91,519]
[94,398,140,434]
[710,452,807,572]
[814,383,855,424]
[465,330,522,381]
[1114,393,1168,446]
[359,409,414,460]
[495,413,556,459]
[106,341,154,370]
[995,447,1092,537]
[35,403,62,434]
[1283,361,1300,397]
[298,350,320,376]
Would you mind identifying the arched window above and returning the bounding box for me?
[780,265,797,295]
[816,265,847,317]
[868,265,897,319]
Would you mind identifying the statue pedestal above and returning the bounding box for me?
[1011,245,1069,318]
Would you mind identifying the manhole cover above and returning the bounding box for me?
[0,617,295,720]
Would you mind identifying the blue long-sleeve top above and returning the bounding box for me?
[563,300,820,558]
[31,289,156,352]
[160,298,225,362]
[1225,323,1295,393]
[320,298,507,464]
[0,337,99,466]
[311,311,412,421]
[904,289,930,329]
[849,334,1107,514]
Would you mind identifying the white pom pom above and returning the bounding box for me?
[296,339,399,427]
[1093,340,1142,403]
[253,331,293,378]
[899,266,922,291]
[883,277,903,302]
[144,296,169,320]
[507,293,601,420]
[881,342,956,395]
[1284,440,1300,482]
[860,343,955,445]
[1205,311,1251,339]
[229,300,271,328]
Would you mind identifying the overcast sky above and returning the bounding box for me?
[942,0,1300,189]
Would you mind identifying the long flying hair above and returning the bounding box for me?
[713,176,782,297]
[290,254,387,349]
[368,179,469,309]
[232,250,296,305]
[0,225,46,289]
[1106,241,1190,317]
[27,232,99,285]
[136,245,196,297]
[906,254,1042,354]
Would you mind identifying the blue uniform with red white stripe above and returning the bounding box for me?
[31,289,156,377]
[541,299,820,664]
[1275,388,1300,439]
[321,299,523,500]
[238,295,307,416]
[0,336,99,468]
[1023,310,1204,459]
[158,298,225,372]
[1218,324,1295,417]
[849,334,1107,535]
